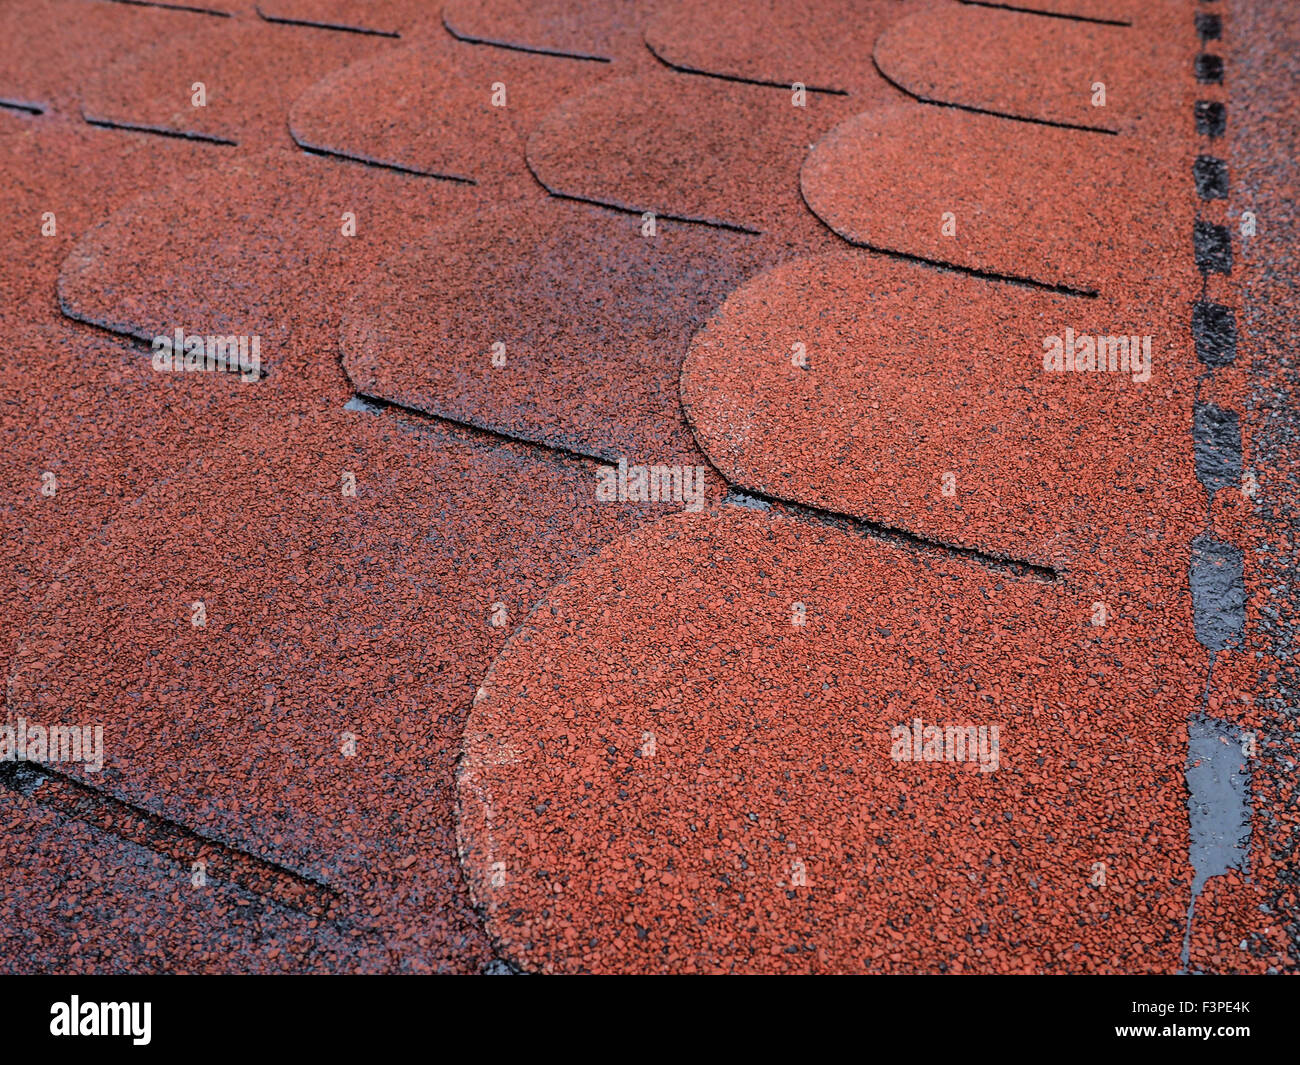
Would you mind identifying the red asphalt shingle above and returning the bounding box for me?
[255,0,438,38]
[288,36,607,189]
[441,0,656,62]
[0,0,203,114]
[679,251,1199,573]
[644,0,914,94]
[2,0,1294,977]
[80,16,389,146]
[458,506,1197,974]
[0,788,391,974]
[56,149,480,406]
[6,406,677,970]
[0,321,270,677]
[526,69,863,239]
[339,198,779,465]
[0,115,213,321]
[873,4,1183,135]
[800,101,1188,294]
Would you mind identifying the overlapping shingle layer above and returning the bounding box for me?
[1,0,1295,974]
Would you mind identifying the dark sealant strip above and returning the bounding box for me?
[50,306,271,380]
[645,38,849,96]
[1181,713,1252,970]
[525,152,764,235]
[1193,301,1239,365]
[1196,52,1225,82]
[1195,100,1227,136]
[347,393,615,468]
[1190,533,1246,651]
[1194,154,1230,199]
[292,140,478,185]
[81,115,238,146]
[1192,401,1243,498]
[1181,6,1256,975]
[1194,219,1234,273]
[1187,715,1252,899]
[1196,12,1223,40]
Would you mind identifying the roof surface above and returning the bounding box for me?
[1,0,1296,974]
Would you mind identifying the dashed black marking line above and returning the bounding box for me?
[1194,219,1233,273]
[1192,401,1243,498]
[1193,301,1239,366]
[1183,0,1252,975]
[1196,53,1225,83]
[1195,100,1226,136]
[1196,13,1223,41]
[1194,154,1230,199]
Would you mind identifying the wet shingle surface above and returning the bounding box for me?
[2,0,1297,975]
